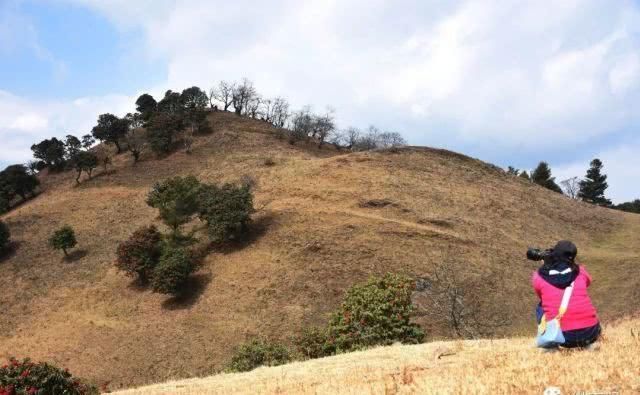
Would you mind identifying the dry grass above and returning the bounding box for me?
[114,316,640,394]
[1,112,639,391]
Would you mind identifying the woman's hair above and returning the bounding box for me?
[548,240,580,272]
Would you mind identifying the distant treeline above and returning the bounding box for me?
[506,160,638,213]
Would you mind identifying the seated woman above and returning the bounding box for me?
[532,240,601,349]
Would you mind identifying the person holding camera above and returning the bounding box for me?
[529,240,601,350]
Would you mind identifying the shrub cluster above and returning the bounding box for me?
[227,273,425,372]
[326,273,425,352]
[198,183,254,242]
[0,221,9,252]
[226,339,292,373]
[116,225,162,282]
[0,357,97,395]
[150,245,195,295]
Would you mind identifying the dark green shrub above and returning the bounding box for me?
[147,113,184,155]
[146,176,201,233]
[0,220,9,252]
[326,273,425,352]
[0,165,39,201]
[198,183,254,242]
[116,225,163,282]
[48,226,77,257]
[0,357,97,394]
[294,327,335,360]
[227,339,292,373]
[0,198,8,215]
[151,246,195,295]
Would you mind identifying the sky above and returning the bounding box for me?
[1,0,639,203]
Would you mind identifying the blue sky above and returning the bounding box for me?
[1,0,639,203]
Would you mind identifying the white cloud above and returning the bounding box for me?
[0,90,135,164]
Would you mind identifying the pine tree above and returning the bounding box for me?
[519,170,530,181]
[531,162,562,193]
[578,159,612,206]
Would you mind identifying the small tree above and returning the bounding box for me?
[506,166,520,176]
[226,339,292,373]
[49,225,77,257]
[125,128,146,163]
[210,81,235,111]
[560,177,580,199]
[147,113,184,155]
[91,113,129,153]
[72,151,98,184]
[578,159,612,206]
[146,176,201,233]
[135,93,158,121]
[531,162,562,193]
[151,245,195,295]
[31,137,66,170]
[0,220,10,252]
[197,182,254,242]
[326,273,425,352]
[519,170,530,181]
[0,164,39,200]
[64,135,82,161]
[116,225,163,282]
[81,134,95,150]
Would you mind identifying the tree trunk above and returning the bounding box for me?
[76,171,81,185]
[63,248,68,257]
[88,169,92,179]
[114,140,122,154]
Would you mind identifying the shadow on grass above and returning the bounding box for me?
[0,241,21,262]
[63,248,88,262]
[214,214,274,255]
[161,272,212,310]
[76,169,118,187]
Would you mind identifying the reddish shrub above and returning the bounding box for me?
[0,357,97,394]
[116,225,163,282]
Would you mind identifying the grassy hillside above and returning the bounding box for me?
[1,111,639,390]
[112,317,640,394]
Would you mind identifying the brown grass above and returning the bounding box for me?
[1,111,639,391]
[113,316,640,394]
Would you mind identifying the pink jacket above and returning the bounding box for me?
[532,265,599,331]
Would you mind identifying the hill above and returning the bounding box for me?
[112,316,640,394]
[1,111,639,391]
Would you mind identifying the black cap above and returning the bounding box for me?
[553,240,577,261]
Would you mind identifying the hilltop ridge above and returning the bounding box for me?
[1,111,639,390]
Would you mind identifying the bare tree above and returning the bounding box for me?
[288,106,313,144]
[125,129,146,163]
[313,109,336,149]
[231,78,257,116]
[271,97,290,128]
[246,95,262,119]
[413,262,510,338]
[210,80,235,111]
[560,177,581,199]
[378,131,407,148]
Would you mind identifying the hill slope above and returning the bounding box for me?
[113,317,640,394]
[1,112,639,390]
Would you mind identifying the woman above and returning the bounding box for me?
[532,240,601,349]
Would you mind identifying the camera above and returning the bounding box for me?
[526,247,552,261]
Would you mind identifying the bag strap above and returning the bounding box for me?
[556,280,575,321]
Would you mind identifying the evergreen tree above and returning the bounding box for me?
[519,170,530,181]
[531,162,562,193]
[578,159,611,206]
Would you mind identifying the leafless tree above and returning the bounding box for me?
[378,131,407,148]
[125,128,146,163]
[271,97,290,128]
[413,262,511,339]
[209,80,235,111]
[560,177,581,199]
[288,106,313,144]
[231,78,257,116]
[246,95,262,119]
[312,109,336,149]
[95,145,112,172]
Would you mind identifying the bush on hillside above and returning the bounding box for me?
[294,327,335,360]
[197,183,254,242]
[146,176,201,234]
[151,245,195,295]
[48,226,77,257]
[0,357,97,395]
[226,339,292,373]
[0,198,8,215]
[0,221,9,252]
[146,113,184,155]
[326,273,425,352]
[116,225,163,282]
